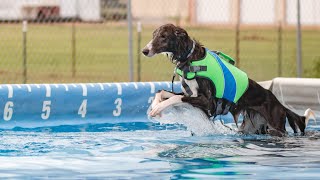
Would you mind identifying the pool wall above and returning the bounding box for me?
[0,82,180,129]
[0,78,318,129]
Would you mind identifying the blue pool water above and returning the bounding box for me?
[0,122,320,179]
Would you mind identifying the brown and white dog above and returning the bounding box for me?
[142,24,315,136]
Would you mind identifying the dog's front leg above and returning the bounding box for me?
[149,95,183,117]
[151,90,180,109]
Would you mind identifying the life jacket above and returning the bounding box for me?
[176,49,249,116]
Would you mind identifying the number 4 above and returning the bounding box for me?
[78,99,87,118]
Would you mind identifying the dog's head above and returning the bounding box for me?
[142,24,193,63]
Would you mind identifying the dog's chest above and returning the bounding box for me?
[179,77,199,97]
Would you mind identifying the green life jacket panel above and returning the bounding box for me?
[176,49,248,103]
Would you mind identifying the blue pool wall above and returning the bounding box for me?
[1,78,318,130]
[0,82,182,129]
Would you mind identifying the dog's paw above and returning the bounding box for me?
[149,103,165,117]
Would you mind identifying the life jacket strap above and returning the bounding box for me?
[211,50,235,65]
[189,66,207,72]
[171,66,177,92]
[181,78,193,96]
[214,99,233,117]
[222,102,231,115]
[215,99,223,115]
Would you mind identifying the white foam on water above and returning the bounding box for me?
[148,103,236,136]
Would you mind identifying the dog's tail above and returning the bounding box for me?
[304,108,316,127]
[286,107,316,134]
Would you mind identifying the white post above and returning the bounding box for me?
[296,0,302,77]
[137,21,142,81]
[22,20,28,84]
[127,0,134,82]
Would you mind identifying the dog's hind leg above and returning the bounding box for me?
[285,107,316,135]
[247,106,287,136]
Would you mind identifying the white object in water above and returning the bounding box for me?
[147,103,235,136]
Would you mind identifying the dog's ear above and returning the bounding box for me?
[174,28,188,38]
[174,30,186,37]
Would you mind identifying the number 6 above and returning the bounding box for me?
[4,101,14,121]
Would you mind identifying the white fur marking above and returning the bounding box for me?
[180,77,199,97]
[304,108,316,126]
[143,40,155,57]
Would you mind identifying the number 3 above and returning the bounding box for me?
[113,98,122,116]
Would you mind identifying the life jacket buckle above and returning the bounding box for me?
[189,66,207,73]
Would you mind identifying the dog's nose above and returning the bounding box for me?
[142,49,149,56]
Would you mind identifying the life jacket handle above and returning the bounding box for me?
[212,51,235,65]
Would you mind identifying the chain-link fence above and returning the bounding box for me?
[0,0,319,84]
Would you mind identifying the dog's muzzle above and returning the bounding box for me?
[142,40,155,57]
[142,48,150,56]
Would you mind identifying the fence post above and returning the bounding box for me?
[277,21,282,77]
[235,0,241,68]
[296,0,302,77]
[127,0,134,82]
[72,20,76,78]
[137,21,142,82]
[22,20,27,84]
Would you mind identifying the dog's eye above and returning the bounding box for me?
[160,34,166,38]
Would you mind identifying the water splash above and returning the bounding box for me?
[148,103,236,136]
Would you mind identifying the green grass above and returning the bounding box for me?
[0,23,319,83]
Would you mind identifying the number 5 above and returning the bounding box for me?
[41,100,51,120]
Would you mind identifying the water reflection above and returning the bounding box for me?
[158,130,320,179]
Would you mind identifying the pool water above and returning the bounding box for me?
[0,122,320,179]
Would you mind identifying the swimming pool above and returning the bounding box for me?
[0,122,320,179]
[0,81,319,179]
